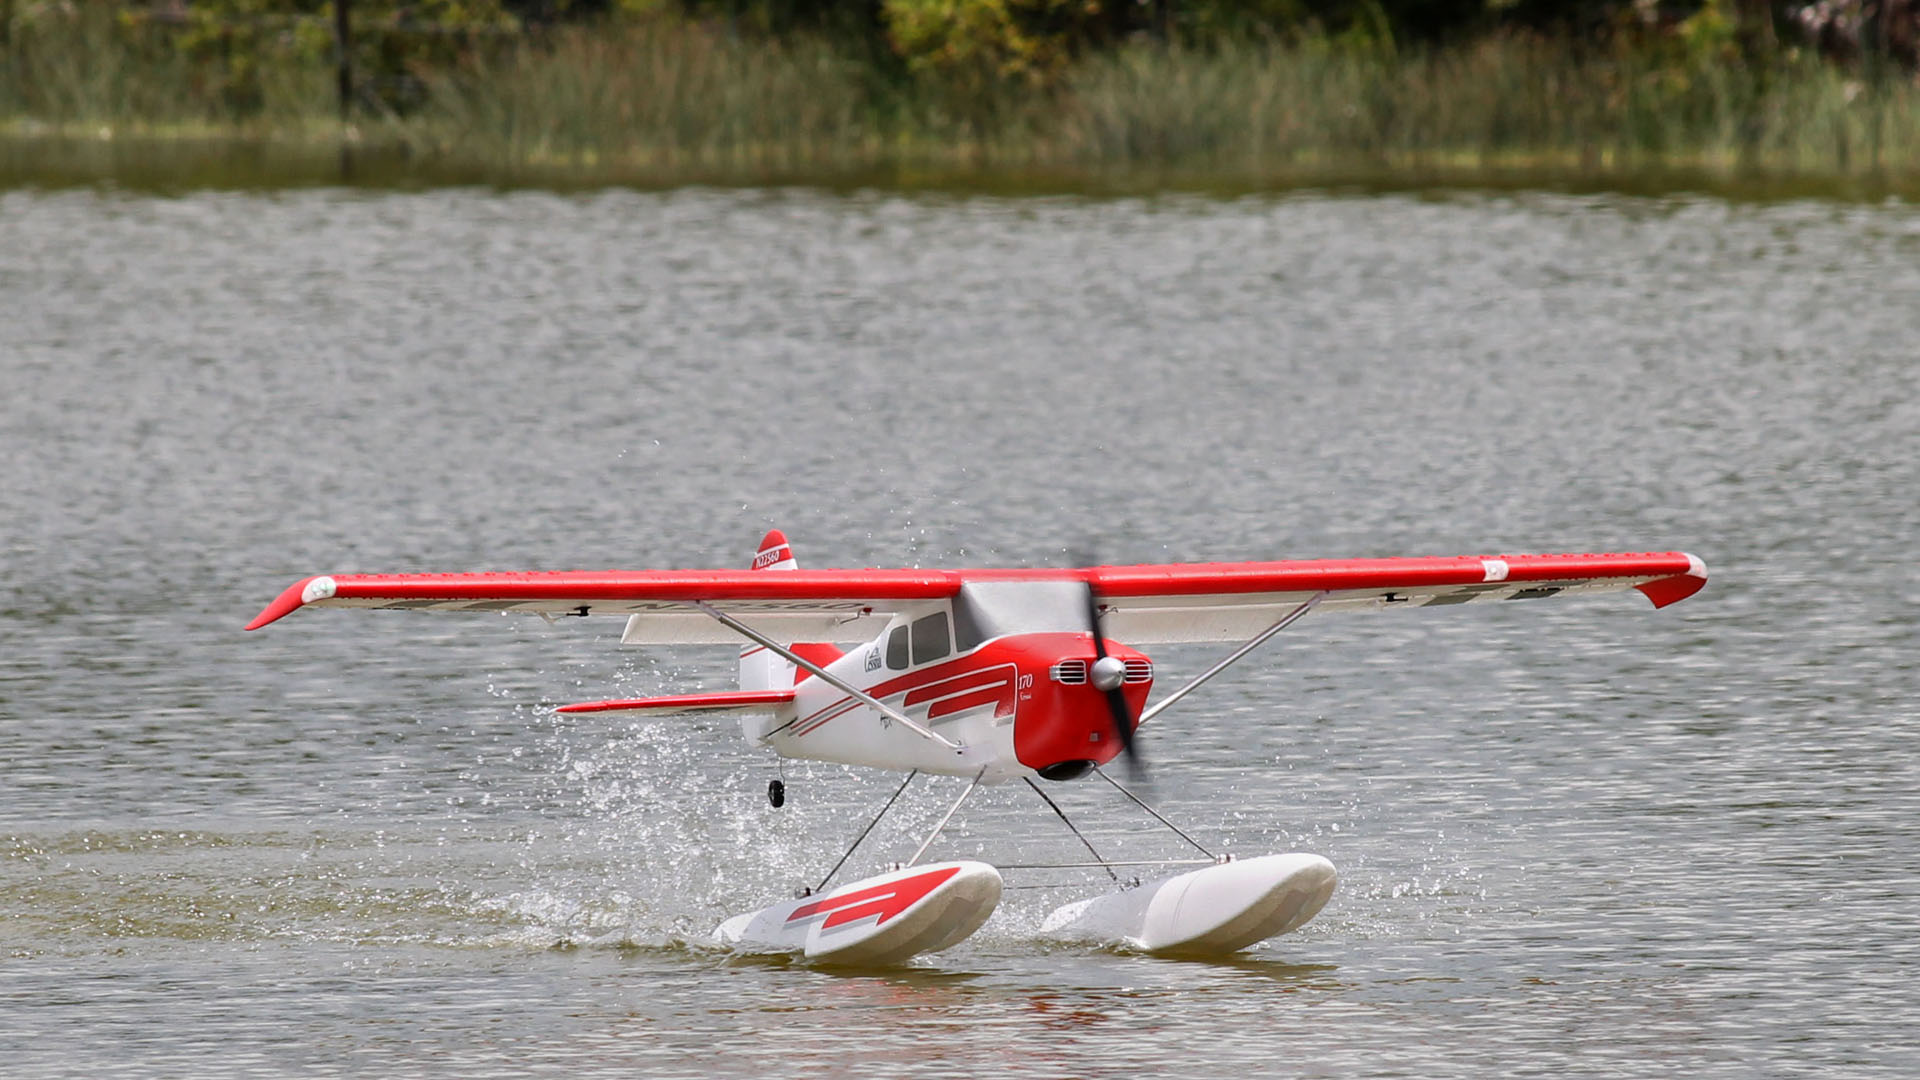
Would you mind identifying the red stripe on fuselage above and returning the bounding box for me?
[925,685,1011,721]
[901,668,1010,708]
[790,698,863,737]
[787,656,1019,738]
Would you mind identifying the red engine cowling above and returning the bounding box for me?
[1002,633,1154,779]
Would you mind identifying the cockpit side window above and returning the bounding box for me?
[910,612,950,666]
[951,594,986,654]
[886,625,909,670]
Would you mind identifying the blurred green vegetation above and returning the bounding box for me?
[2,0,1916,192]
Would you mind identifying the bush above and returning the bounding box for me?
[881,0,1119,85]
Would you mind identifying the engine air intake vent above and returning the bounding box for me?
[1049,659,1088,684]
[1123,659,1153,683]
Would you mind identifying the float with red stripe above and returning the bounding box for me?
[715,861,1002,966]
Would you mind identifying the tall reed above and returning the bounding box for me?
[408,22,884,172]
[1,5,334,133]
[1049,36,1920,178]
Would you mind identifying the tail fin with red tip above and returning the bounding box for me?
[738,530,799,691]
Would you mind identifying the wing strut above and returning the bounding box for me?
[690,601,964,753]
[1136,592,1326,727]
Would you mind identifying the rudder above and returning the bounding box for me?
[738,530,799,692]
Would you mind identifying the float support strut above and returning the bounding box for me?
[906,769,986,867]
[815,770,918,895]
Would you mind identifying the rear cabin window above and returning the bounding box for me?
[886,626,909,670]
[910,613,950,666]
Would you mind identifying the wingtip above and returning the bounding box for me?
[1634,553,1708,609]
[245,575,336,630]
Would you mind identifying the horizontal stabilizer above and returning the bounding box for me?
[556,689,795,715]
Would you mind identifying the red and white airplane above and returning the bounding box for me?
[250,531,1706,965]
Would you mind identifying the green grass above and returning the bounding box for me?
[4,13,1917,196]
[1047,36,1920,181]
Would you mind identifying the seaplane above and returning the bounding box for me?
[249,531,1707,965]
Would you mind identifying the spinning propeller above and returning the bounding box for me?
[1081,575,1146,780]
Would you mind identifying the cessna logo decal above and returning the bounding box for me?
[787,866,961,931]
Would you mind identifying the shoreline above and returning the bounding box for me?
[7,130,1914,202]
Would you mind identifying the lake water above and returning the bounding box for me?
[3,186,1917,1077]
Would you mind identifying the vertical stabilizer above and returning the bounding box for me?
[738,530,798,692]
